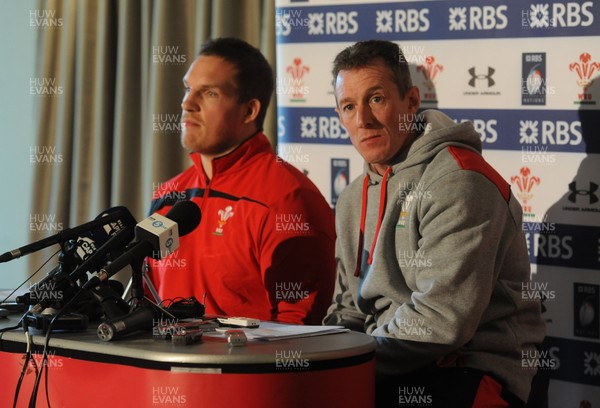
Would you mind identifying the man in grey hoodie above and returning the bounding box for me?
[323,40,545,407]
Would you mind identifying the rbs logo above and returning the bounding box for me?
[526,2,594,28]
[300,116,349,140]
[449,5,508,31]
[308,11,359,35]
[526,232,573,260]
[375,8,430,33]
[457,119,498,143]
[519,120,583,145]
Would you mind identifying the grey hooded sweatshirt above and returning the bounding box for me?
[324,110,545,402]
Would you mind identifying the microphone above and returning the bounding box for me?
[70,206,137,265]
[15,207,136,312]
[26,218,136,314]
[0,206,136,263]
[85,200,201,288]
[97,304,157,341]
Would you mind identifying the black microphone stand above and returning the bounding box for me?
[130,256,146,306]
[93,252,174,341]
[22,228,134,332]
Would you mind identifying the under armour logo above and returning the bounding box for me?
[568,181,598,204]
[468,67,495,87]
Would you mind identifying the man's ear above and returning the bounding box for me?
[407,86,421,113]
[334,96,343,122]
[334,105,346,129]
[243,99,261,124]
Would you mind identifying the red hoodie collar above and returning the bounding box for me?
[190,131,271,180]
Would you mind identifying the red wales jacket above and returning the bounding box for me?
[147,132,336,325]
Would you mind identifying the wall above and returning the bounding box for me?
[0,0,38,292]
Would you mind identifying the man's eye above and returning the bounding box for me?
[371,96,382,104]
[343,104,354,112]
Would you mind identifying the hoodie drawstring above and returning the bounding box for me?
[354,167,392,277]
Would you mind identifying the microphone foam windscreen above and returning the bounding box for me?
[165,201,201,236]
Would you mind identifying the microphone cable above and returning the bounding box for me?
[2,249,60,408]
[27,227,145,406]
[0,248,62,310]
[13,320,39,408]
[27,276,112,408]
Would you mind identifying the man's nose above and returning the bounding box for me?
[356,104,375,128]
[181,91,199,112]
